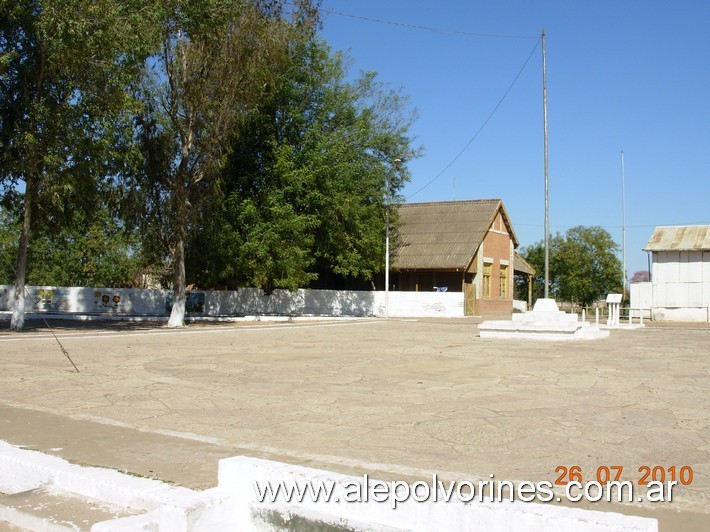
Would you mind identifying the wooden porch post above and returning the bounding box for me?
[527,274,533,308]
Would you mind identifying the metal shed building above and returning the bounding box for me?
[643,225,710,321]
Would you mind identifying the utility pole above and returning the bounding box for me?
[542,28,550,299]
[621,150,627,300]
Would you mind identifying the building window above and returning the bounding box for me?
[500,265,508,298]
[483,263,492,298]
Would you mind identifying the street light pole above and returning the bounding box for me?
[385,158,401,318]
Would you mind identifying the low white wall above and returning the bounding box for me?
[203,289,463,318]
[212,288,378,317]
[0,285,167,315]
[0,441,658,532]
[0,285,464,319]
[372,291,463,318]
[218,456,657,532]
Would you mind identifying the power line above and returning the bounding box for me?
[406,37,541,200]
[322,8,538,40]
[315,3,542,200]
[514,222,710,229]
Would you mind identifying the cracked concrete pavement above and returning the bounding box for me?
[0,317,708,530]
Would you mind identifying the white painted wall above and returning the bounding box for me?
[372,290,463,318]
[0,285,464,319]
[0,285,167,315]
[651,251,710,321]
[629,282,652,319]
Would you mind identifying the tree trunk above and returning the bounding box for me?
[167,185,187,328]
[167,232,186,327]
[11,174,38,331]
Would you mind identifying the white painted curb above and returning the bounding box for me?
[219,456,658,532]
[0,441,658,531]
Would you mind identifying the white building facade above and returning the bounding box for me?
[643,225,710,322]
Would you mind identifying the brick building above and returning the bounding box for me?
[391,199,533,317]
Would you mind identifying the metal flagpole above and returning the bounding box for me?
[621,150,626,299]
[542,28,550,299]
[385,173,390,318]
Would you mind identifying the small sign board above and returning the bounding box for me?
[606,293,622,303]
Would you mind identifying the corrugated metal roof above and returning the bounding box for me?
[644,225,710,251]
[392,200,518,270]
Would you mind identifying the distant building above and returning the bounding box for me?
[391,199,534,317]
[642,225,710,321]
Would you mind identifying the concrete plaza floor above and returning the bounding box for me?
[0,317,708,530]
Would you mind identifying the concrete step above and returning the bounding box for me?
[0,519,25,531]
[0,487,138,532]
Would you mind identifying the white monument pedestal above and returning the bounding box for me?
[478,298,609,341]
[599,293,645,330]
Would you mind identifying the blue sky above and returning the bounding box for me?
[318,0,710,279]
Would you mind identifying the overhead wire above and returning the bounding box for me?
[310,5,698,262]
[515,222,710,229]
[321,8,538,40]
[317,4,543,201]
[406,37,541,199]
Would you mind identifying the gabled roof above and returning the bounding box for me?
[392,199,518,270]
[644,225,710,251]
[514,253,536,275]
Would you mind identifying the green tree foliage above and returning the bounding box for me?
[0,207,18,283]
[519,226,622,306]
[0,203,145,287]
[187,39,419,292]
[0,0,158,328]
[2,1,419,314]
[134,0,321,325]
